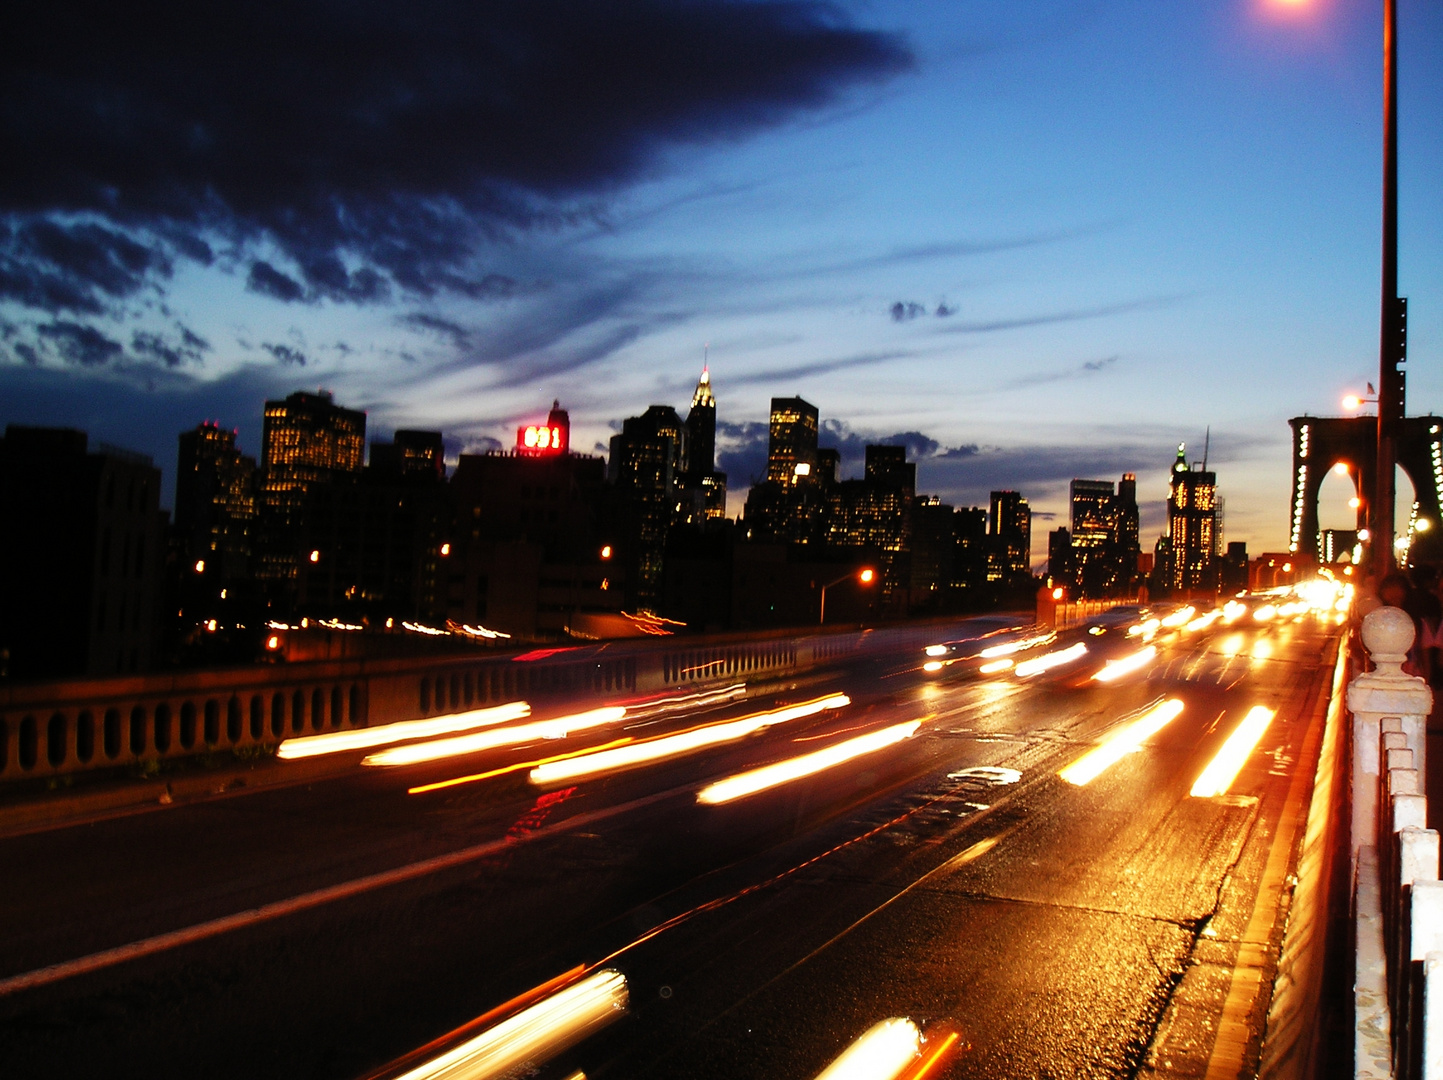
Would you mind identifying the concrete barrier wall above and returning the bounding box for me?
[0,625,899,784]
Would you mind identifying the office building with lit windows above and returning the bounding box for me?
[680,368,727,524]
[176,423,257,588]
[257,391,365,599]
[988,490,1032,582]
[1167,443,1219,590]
[766,396,819,483]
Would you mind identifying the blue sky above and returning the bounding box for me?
[2,0,1439,564]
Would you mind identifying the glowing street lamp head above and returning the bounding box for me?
[859,568,876,584]
[1343,395,1362,410]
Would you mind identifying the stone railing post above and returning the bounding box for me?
[1350,606,1433,867]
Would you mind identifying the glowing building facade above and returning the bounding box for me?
[257,391,366,595]
[1166,444,1219,590]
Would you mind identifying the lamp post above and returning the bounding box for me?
[820,567,875,625]
[1374,0,1403,575]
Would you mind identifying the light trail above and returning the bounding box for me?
[813,1018,921,1080]
[1191,706,1276,797]
[408,738,636,795]
[696,720,921,805]
[386,968,628,1080]
[901,1030,963,1080]
[979,633,1053,658]
[529,694,849,785]
[978,658,1013,674]
[1091,645,1157,684]
[1059,698,1185,786]
[1014,642,1087,678]
[362,707,627,768]
[1160,605,1196,628]
[623,683,747,724]
[276,702,530,760]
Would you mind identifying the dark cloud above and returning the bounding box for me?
[246,261,307,304]
[938,295,1189,335]
[261,342,307,366]
[400,312,472,349]
[726,349,914,386]
[0,220,172,315]
[1,1,910,315]
[998,354,1121,391]
[890,301,927,322]
[37,320,125,366]
[716,420,771,486]
[131,327,210,368]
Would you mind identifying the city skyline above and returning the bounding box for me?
[2,1,1440,562]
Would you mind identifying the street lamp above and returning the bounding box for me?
[820,567,875,625]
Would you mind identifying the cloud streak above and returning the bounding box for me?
[1,0,911,322]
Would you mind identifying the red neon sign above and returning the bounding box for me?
[517,424,565,455]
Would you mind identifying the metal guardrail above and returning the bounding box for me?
[1350,605,1440,1078]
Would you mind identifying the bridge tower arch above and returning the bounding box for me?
[1289,415,1443,568]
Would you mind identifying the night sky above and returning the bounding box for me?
[2,0,1439,563]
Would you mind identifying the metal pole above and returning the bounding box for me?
[1375,0,1399,575]
[819,585,828,625]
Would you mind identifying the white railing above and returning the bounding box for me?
[1351,605,1439,1079]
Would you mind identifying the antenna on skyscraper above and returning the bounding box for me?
[703,343,709,371]
[1202,426,1210,471]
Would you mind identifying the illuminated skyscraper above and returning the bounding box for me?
[257,390,365,595]
[988,490,1031,581]
[176,422,257,585]
[766,396,818,483]
[1167,443,1219,590]
[680,368,727,523]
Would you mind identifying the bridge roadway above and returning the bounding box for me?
[0,612,1342,1079]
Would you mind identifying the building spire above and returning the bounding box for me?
[691,362,715,409]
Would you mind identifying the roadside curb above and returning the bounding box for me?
[1257,630,1352,1078]
[0,751,362,839]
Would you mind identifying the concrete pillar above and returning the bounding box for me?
[1351,606,1433,866]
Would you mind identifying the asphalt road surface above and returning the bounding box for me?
[0,610,1342,1079]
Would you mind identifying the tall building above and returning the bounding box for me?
[988,490,1032,581]
[1167,443,1219,590]
[175,422,257,589]
[369,429,445,481]
[1061,475,1141,597]
[680,368,727,524]
[609,405,686,606]
[0,427,164,678]
[827,445,915,606]
[292,429,449,622]
[766,396,819,483]
[448,409,614,636]
[257,390,365,602]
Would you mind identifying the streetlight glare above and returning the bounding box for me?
[859,568,875,584]
[1342,395,1362,410]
